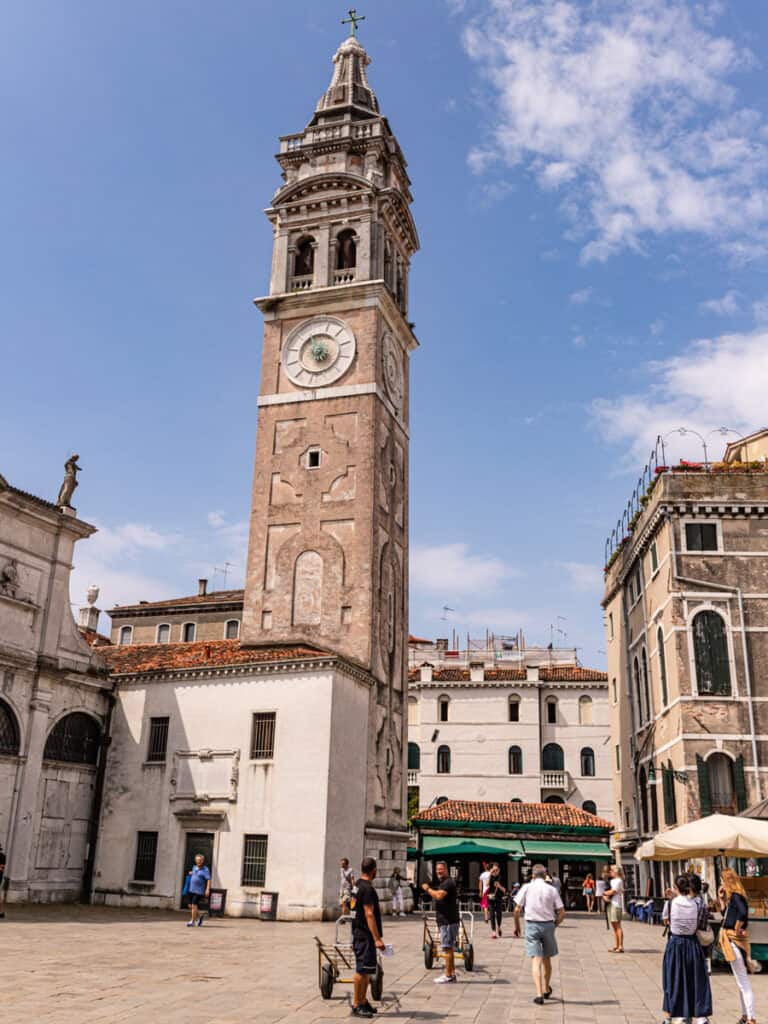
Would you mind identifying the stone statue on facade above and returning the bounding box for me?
[57,454,81,507]
[0,559,19,599]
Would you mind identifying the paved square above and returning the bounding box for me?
[3,906,763,1023]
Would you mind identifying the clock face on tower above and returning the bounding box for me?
[281,316,356,388]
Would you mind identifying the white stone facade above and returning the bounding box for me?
[407,644,611,820]
[0,474,110,903]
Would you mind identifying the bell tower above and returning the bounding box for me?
[242,28,419,830]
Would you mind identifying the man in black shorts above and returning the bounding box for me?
[422,861,459,983]
[351,856,385,1018]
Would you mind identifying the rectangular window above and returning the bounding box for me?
[242,834,268,886]
[182,622,196,642]
[628,578,635,603]
[157,623,170,643]
[225,620,240,639]
[615,744,621,770]
[546,701,556,724]
[119,625,133,645]
[608,612,614,640]
[133,831,158,882]
[612,678,617,704]
[651,542,658,573]
[685,523,718,552]
[251,712,276,759]
[509,700,520,723]
[147,717,169,763]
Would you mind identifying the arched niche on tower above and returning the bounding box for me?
[270,529,352,639]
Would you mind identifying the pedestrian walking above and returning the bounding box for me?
[596,865,610,924]
[550,872,563,899]
[388,867,406,916]
[661,873,712,1024]
[351,856,385,1019]
[513,863,566,1005]
[422,861,459,984]
[185,853,211,928]
[479,862,491,922]
[603,864,625,952]
[718,867,757,1024]
[583,873,595,913]
[340,857,356,916]
[487,863,506,939]
[688,872,714,973]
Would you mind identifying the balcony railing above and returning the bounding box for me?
[407,770,419,786]
[541,770,569,790]
[333,270,356,285]
[289,275,313,291]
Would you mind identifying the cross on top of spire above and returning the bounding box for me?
[342,8,365,36]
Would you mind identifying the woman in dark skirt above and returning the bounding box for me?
[662,874,712,1024]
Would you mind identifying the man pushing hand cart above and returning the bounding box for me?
[422,861,474,981]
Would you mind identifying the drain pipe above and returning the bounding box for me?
[667,512,761,800]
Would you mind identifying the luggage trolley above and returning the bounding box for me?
[422,911,475,971]
[314,916,384,1001]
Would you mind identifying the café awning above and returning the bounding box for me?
[523,840,613,860]
[421,835,524,859]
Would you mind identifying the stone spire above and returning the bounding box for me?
[310,34,380,126]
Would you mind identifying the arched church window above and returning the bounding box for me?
[44,712,100,765]
[0,699,20,755]
[337,229,356,269]
[294,238,315,277]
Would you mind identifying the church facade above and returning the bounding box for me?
[91,30,416,919]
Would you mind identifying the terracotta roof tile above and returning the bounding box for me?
[0,474,60,512]
[108,589,245,616]
[101,639,326,677]
[540,667,608,682]
[415,799,612,830]
[484,669,526,681]
[411,666,607,683]
[408,634,432,644]
[78,627,113,648]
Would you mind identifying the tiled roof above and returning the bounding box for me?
[0,474,60,512]
[101,639,326,677]
[79,627,113,648]
[109,589,245,616]
[408,634,432,644]
[409,666,607,683]
[415,800,612,830]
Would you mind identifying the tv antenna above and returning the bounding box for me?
[440,605,455,621]
[214,562,235,589]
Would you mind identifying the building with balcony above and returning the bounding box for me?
[602,428,768,894]
[406,636,611,821]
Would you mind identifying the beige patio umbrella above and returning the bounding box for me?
[636,814,768,861]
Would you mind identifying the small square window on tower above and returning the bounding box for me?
[307,448,322,469]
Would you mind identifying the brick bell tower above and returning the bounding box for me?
[242,27,418,829]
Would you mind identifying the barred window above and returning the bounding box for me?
[133,831,158,882]
[147,717,169,762]
[225,619,240,640]
[508,745,523,775]
[44,713,100,765]
[436,745,451,774]
[182,622,196,642]
[0,699,20,755]
[241,834,268,886]
[250,712,276,759]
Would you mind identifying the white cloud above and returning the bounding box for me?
[591,328,768,464]
[69,521,181,616]
[699,289,740,315]
[207,510,227,528]
[752,298,768,322]
[560,561,603,593]
[411,542,517,596]
[462,0,768,261]
[569,287,594,305]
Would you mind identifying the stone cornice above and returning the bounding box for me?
[408,678,608,692]
[111,653,377,689]
[255,280,419,352]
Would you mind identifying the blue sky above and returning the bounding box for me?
[4,0,768,667]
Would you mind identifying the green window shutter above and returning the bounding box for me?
[697,754,712,817]
[658,628,669,707]
[693,611,732,696]
[662,766,671,825]
[734,754,748,812]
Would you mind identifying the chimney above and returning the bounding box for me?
[435,638,448,651]
[77,585,101,633]
[526,665,540,682]
[469,661,484,683]
[420,663,433,683]
[198,578,208,597]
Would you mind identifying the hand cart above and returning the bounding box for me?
[314,916,384,1000]
[422,910,475,971]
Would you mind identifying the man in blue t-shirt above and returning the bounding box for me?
[186,853,211,927]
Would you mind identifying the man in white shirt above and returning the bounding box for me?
[514,864,566,1005]
[603,864,625,952]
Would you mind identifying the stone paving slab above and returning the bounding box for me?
[0,906,763,1023]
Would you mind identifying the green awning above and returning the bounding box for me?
[523,840,613,860]
[422,835,524,859]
